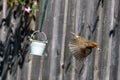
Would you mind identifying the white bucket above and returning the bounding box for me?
[29,31,48,56]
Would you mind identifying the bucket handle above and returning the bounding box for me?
[30,30,48,43]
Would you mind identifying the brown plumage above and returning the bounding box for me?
[68,32,100,77]
[69,32,98,59]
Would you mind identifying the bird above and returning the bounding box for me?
[68,32,100,77]
[69,32,100,59]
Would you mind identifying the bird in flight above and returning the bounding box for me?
[69,32,100,59]
[68,32,100,76]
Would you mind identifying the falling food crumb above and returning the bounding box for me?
[97,48,101,51]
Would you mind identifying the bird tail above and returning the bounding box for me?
[73,56,85,80]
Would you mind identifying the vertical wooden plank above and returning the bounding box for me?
[64,0,76,80]
[117,36,120,80]
[41,0,54,79]
[28,0,43,80]
[38,57,44,80]
[93,2,103,80]
[6,71,11,80]
[117,2,120,80]
[31,56,41,80]
[105,0,115,80]
[16,67,21,80]
[59,0,68,80]
[27,57,33,80]
[111,1,120,80]
[48,0,62,80]
[2,0,7,18]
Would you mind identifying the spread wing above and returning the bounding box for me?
[68,38,86,76]
[69,38,88,57]
[69,32,92,58]
[71,32,88,42]
[68,33,92,77]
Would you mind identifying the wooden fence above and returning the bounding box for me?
[0,0,120,80]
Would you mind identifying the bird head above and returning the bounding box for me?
[87,42,101,51]
[87,42,97,48]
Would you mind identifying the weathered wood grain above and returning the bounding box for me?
[0,0,120,80]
